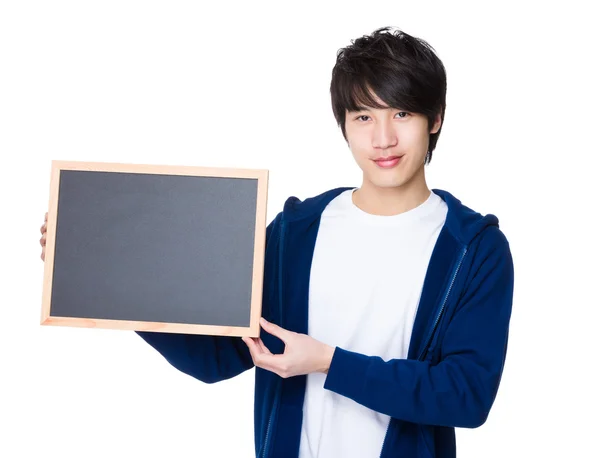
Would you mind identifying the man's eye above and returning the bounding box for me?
[356,115,370,121]
[395,112,409,118]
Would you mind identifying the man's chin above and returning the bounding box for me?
[365,177,409,190]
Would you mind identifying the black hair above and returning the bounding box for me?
[330,26,447,164]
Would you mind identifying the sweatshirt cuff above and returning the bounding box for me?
[323,346,371,399]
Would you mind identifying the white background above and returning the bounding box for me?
[1,1,599,456]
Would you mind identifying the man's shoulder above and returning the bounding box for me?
[281,186,353,222]
[432,188,509,248]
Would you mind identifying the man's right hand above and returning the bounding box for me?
[40,212,47,261]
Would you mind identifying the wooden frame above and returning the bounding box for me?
[41,160,269,338]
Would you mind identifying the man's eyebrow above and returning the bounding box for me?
[348,105,393,112]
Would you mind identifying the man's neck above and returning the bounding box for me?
[352,179,431,217]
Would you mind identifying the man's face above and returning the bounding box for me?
[344,98,441,191]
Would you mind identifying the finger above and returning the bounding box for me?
[45,212,48,221]
[243,338,278,373]
[242,337,284,372]
[242,337,259,361]
[40,223,46,234]
[41,247,45,261]
[253,353,289,377]
[256,338,272,355]
[260,318,291,344]
[243,336,265,354]
[40,234,46,246]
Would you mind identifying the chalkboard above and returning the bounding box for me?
[41,160,269,337]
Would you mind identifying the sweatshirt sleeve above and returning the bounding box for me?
[323,229,514,428]
[136,212,282,384]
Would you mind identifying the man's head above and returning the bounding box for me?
[330,27,446,191]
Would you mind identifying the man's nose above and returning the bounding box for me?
[372,120,398,149]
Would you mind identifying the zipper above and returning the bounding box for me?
[261,220,287,458]
[261,387,280,458]
[417,246,467,361]
[379,245,467,458]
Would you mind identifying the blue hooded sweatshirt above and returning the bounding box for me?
[137,187,514,458]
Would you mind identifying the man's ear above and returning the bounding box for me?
[430,112,442,134]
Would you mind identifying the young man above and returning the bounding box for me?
[40,27,514,458]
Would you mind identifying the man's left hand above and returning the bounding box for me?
[242,318,335,379]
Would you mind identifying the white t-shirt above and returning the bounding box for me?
[298,188,448,458]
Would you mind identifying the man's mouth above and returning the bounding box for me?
[373,155,403,168]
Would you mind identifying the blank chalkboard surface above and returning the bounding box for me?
[41,160,268,337]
